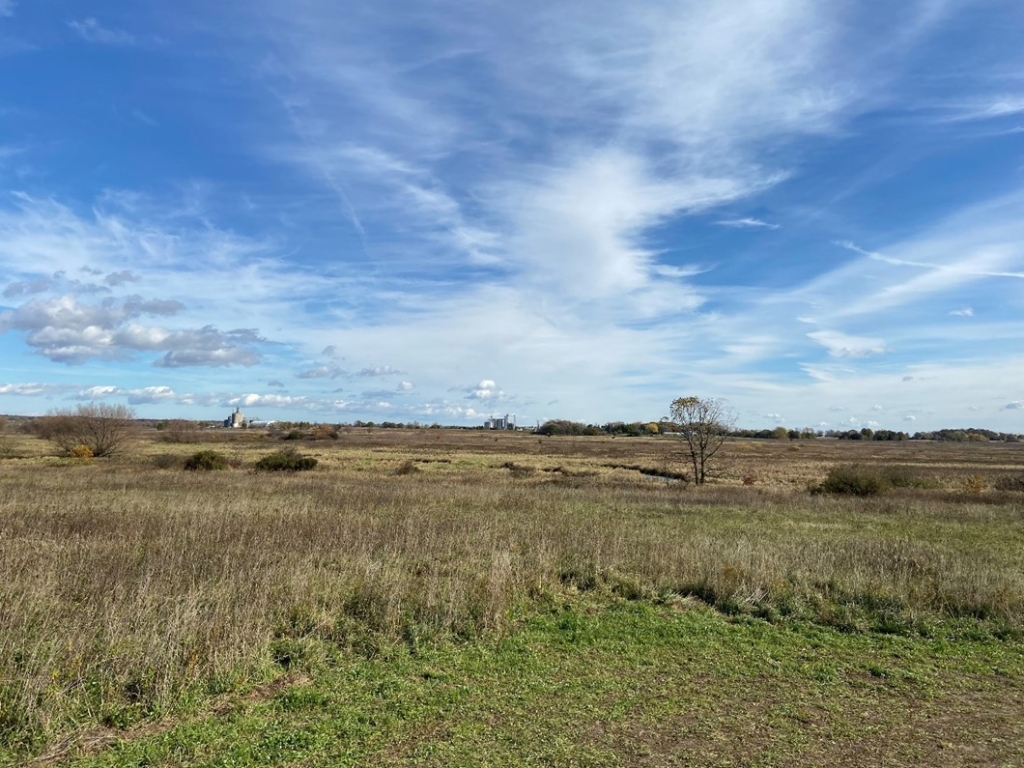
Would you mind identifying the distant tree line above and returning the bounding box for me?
[535,420,1023,442]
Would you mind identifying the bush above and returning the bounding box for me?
[254,450,317,472]
[69,444,94,463]
[879,465,941,490]
[994,474,1024,492]
[151,453,182,470]
[184,450,230,471]
[158,420,202,444]
[35,403,136,457]
[812,464,942,496]
[813,464,890,496]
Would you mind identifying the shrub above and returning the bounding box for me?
[994,474,1024,492]
[70,444,94,463]
[151,453,182,470]
[35,403,136,457]
[158,420,202,444]
[814,464,890,496]
[959,474,985,495]
[254,450,317,472]
[184,450,230,471]
[879,465,941,490]
[310,425,338,441]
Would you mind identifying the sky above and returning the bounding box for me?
[1,1,1024,431]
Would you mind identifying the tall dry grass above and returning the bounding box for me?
[1,438,1023,752]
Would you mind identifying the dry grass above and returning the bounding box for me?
[1,429,1023,755]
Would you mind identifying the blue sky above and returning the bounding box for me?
[1,1,1023,431]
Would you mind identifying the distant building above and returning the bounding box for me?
[484,414,516,430]
[223,407,245,428]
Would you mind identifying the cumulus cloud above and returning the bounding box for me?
[226,393,309,408]
[0,382,66,396]
[76,385,120,399]
[297,364,344,379]
[1003,401,1024,411]
[356,365,405,377]
[361,389,397,399]
[398,381,414,392]
[125,386,178,404]
[3,277,54,298]
[465,379,505,401]
[949,307,974,317]
[105,270,139,286]
[0,295,260,366]
[72,384,191,405]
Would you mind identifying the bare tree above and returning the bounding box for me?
[35,403,137,457]
[669,396,735,485]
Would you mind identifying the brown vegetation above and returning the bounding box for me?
[33,403,137,457]
[1,427,1023,755]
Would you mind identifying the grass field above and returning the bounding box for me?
[1,426,1023,766]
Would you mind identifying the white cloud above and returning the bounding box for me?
[806,330,887,358]
[0,294,262,366]
[716,218,781,230]
[949,307,974,317]
[936,96,1024,122]
[0,382,65,396]
[67,18,136,46]
[356,365,405,377]
[465,379,505,401]
[105,270,138,286]
[227,393,309,409]
[296,365,343,379]
[73,385,183,405]
[77,385,120,398]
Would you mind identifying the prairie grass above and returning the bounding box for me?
[1,430,1023,760]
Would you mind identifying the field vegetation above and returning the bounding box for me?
[1,424,1023,765]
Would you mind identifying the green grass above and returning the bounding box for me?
[47,601,1024,767]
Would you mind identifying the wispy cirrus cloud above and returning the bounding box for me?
[67,18,137,46]
[716,217,781,230]
[932,95,1024,123]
